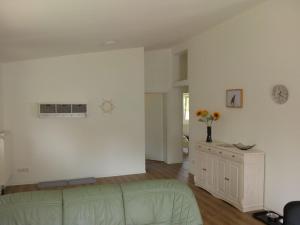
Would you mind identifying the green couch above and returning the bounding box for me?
[0,190,62,225]
[0,179,203,225]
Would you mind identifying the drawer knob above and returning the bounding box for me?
[225,177,230,181]
[203,168,207,171]
[219,151,223,154]
[232,155,235,158]
[208,148,211,151]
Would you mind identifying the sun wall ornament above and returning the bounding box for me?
[100,99,115,114]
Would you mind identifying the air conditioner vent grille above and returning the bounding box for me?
[57,104,71,113]
[38,103,87,118]
[72,104,87,113]
[40,104,56,113]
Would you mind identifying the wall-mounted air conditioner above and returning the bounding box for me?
[38,104,87,118]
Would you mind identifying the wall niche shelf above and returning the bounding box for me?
[173,50,188,83]
[173,79,189,88]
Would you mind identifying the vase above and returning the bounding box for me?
[206,126,212,143]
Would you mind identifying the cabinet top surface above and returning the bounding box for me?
[198,141,264,154]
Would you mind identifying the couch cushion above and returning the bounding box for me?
[121,179,203,225]
[63,184,125,225]
[0,190,62,225]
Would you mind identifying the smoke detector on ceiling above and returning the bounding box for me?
[104,40,117,46]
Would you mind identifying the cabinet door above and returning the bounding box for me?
[198,151,207,188]
[205,153,216,191]
[227,161,242,204]
[194,151,206,187]
[217,158,227,197]
[193,151,200,185]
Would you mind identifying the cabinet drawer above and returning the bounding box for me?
[198,144,243,162]
[223,152,243,162]
[198,145,216,154]
[209,148,243,163]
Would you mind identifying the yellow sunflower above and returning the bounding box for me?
[213,112,221,120]
[196,110,203,117]
[202,110,209,117]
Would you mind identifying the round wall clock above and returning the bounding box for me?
[272,85,289,104]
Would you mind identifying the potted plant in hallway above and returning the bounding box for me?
[196,109,220,143]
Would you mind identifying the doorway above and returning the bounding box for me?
[145,93,166,162]
[182,90,189,157]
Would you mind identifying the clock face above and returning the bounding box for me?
[272,85,289,104]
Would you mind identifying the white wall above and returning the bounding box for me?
[145,93,165,161]
[178,0,300,213]
[1,48,145,185]
[145,49,172,93]
[166,88,184,164]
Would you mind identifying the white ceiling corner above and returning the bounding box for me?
[0,0,265,62]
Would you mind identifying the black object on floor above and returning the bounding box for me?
[253,211,283,225]
[284,201,300,225]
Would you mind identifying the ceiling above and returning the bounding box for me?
[0,0,265,62]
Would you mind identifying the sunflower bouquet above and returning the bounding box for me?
[196,109,220,142]
[196,110,220,126]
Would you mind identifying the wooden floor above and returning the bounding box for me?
[5,160,263,225]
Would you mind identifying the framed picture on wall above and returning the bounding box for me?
[226,89,243,108]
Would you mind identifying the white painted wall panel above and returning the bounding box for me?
[177,0,300,213]
[145,93,164,161]
[1,48,145,185]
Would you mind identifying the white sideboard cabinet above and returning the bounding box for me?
[194,142,265,212]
